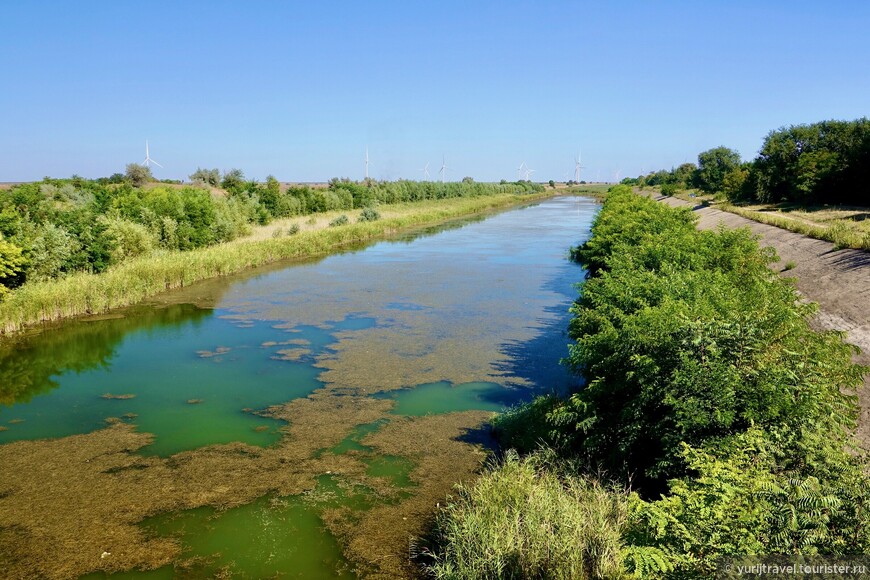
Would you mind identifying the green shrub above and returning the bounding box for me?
[0,238,26,301]
[26,223,80,281]
[491,395,562,454]
[99,216,157,264]
[558,188,863,487]
[287,223,300,235]
[329,214,349,227]
[358,206,381,222]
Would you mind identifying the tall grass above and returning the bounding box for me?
[721,203,870,250]
[421,450,631,580]
[0,192,552,336]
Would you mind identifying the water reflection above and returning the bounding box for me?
[0,304,211,407]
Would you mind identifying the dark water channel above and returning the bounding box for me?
[0,196,598,578]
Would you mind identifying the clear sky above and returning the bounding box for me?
[2,1,868,183]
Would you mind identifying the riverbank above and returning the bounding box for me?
[424,186,870,578]
[644,191,870,448]
[0,196,594,579]
[657,188,870,251]
[0,191,555,337]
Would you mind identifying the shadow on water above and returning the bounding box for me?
[493,260,588,404]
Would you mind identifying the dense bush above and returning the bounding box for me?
[429,185,870,578]
[0,238,26,300]
[358,206,381,222]
[752,118,870,205]
[328,214,349,227]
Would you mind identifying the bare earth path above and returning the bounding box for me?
[648,194,870,447]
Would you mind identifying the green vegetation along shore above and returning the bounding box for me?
[0,187,548,336]
[619,117,870,251]
[422,186,870,579]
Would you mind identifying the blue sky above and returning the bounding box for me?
[1,1,868,183]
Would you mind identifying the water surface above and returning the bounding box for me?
[0,196,598,578]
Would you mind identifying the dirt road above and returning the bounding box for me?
[650,195,870,447]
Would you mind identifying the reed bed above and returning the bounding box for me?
[422,450,630,580]
[0,192,552,336]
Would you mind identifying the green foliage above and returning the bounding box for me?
[491,395,563,454]
[189,167,220,187]
[110,186,218,250]
[26,223,80,281]
[561,188,864,488]
[0,174,545,306]
[694,146,742,193]
[98,216,157,264]
[438,187,870,579]
[0,238,26,301]
[422,450,632,580]
[660,182,677,196]
[642,118,870,205]
[0,192,548,335]
[628,428,870,577]
[220,168,246,193]
[124,163,153,187]
[722,164,751,201]
[328,214,349,227]
[753,118,870,205]
[326,178,543,209]
[357,206,380,222]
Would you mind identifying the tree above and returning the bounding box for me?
[125,163,153,187]
[753,119,870,205]
[722,165,750,202]
[694,147,741,193]
[673,163,697,187]
[0,238,26,301]
[220,169,246,193]
[189,167,220,187]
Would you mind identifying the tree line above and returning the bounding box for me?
[424,186,870,578]
[0,168,542,300]
[624,118,870,206]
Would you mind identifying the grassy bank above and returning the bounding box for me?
[0,192,552,336]
[650,187,870,251]
[719,202,870,250]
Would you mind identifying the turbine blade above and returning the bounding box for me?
[151,160,163,168]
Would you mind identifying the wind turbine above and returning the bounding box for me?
[419,162,431,180]
[517,161,526,181]
[574,150,585,182]
[614,169,622,183]
[365,147,370,179]
[143,140,162,168]
[439,156,449,183]
[524,166,536,181]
